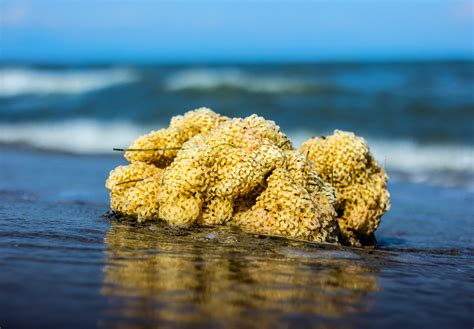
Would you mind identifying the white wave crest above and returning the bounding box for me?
[0,120,153,153]
[368,140,474,174]
[0,68,138,96]
[165,69,316,93]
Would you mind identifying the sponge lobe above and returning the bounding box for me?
[301,130,390,246]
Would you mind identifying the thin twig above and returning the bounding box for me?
[113,147,181,152]
[113,143,237,153]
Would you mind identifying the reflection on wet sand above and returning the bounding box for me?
[101,222,379,328]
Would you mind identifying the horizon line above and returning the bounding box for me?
[1,57,473,67]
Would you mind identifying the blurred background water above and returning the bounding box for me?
[1,61,473,188]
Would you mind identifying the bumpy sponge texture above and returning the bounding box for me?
[124,108,228,167]
[300,130,390,246]
[231,151,339,243]
[157,114,292,227]
[106,162,163,221]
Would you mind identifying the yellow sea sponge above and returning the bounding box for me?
[124,107,228,167]
[105,162,163,221]
[300,130,390,246]
[107,110,391,246]
[231,151,339,243]
[157,115,292,227]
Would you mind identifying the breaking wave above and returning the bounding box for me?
[0,120,152,153]
[0,68,138,97]
[164,69,332,93]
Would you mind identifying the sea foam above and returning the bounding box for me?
[0,120,150,153]
[164,68,329,93]
[0,68,138,97]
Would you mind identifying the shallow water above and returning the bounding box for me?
[0,146,473,328]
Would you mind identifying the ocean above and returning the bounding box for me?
[1,62,473,328]
[1,62,473,189]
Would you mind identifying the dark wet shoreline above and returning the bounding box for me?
[0,146,473,328]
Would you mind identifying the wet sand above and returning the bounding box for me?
[0,146,473,328]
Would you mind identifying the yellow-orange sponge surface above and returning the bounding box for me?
[300,130,390,246]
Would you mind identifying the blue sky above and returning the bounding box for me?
[1,0,473,62]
